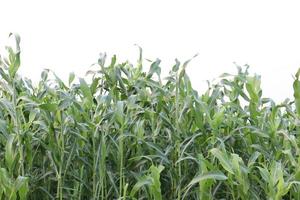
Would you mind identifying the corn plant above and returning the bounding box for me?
[1,33,300,199]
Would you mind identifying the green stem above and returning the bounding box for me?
[119,126,124,197]
[175,71,181,200]
[12,80,25,176]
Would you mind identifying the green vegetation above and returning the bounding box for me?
[1,33,300,199]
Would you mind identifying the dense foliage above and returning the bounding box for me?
[1,34,300,199]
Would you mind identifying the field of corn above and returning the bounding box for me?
[1,34,300,200]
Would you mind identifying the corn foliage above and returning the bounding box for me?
[1,34,300,199]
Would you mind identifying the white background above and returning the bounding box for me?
[1,0,300,102]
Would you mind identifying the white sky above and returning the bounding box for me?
[1,0,300,102]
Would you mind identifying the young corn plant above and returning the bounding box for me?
[1,34,300,199]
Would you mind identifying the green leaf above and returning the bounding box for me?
[15,176,29,200]
[40,103,58,112]
[210,148,234,174]
[130,177,152,197]
[115,101,124,126]
[79,78,93,106]
[188,171,227,187]
[7,33,21,78]
[149,165,164,200]
[68,72,75,85]
[90,77,100,95]
[8,51,20,78]
[147,59,161,78]
[293,69,300,116]
[246,75,261,102]
[0,119,8,135]
[0,168,12,188]
[5,134,15,170]
[247,151,261,167]
[257,166,270,182]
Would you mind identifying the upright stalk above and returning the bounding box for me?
[12,79,25,176]
[119,125,124,197]
[175,69,182,200]
[57,111,64,200]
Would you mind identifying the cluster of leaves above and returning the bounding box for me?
[1,34,300,199]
